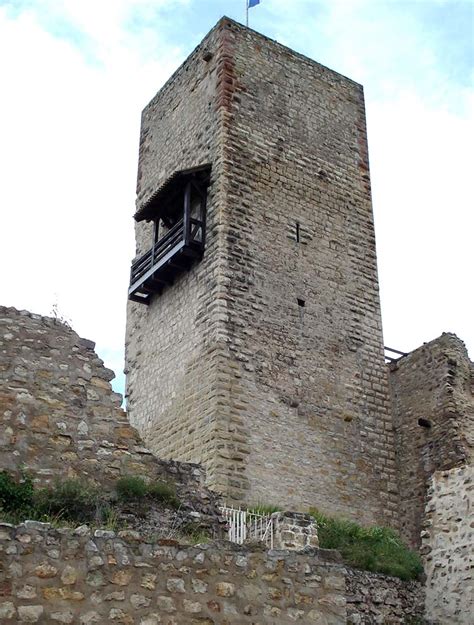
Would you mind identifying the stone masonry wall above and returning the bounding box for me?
[216,20,396,519]
[345,569,425,625]
[125,20,243,496]
[421,465,474,625]
[0,306,220,523]
[126,18,398,526]
[388,333,474,548]
[0,522,424,624]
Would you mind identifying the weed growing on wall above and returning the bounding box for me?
[247,503,282,516]
[116,475,148,500]
[310,509,423,581]
[0,470,34,519]
[116,475,179,508]
[34,479,103,523]
[0,471,181,527]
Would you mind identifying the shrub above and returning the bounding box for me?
[178,521,211,545]
[309,509,423,581]
[116,475,180,508]
[34,479,101,523]
[0,470,34,518]
[0,473,105,525]
[116,476,149,501]
[147,481,179,508]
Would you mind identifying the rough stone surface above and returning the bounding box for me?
[272,512,319,550]
[125,16,398,526]
[0,305,155,484]
[388,333,474,548]
[345,568,426,625]
[421,465,474,625]
[0,305,223,536]
[0,524,424,624]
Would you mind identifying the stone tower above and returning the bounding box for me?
[125,17,398,527]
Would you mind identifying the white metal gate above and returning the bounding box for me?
[219,505,274,549]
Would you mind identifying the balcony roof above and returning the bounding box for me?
[134,163,212,222]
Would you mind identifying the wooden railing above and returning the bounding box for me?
[130,219,184,287]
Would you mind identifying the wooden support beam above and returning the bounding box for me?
[183,180,191,246]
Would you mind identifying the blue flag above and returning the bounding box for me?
[248,0,260,7]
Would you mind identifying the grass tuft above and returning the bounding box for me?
[146,481,180,508]
[247,503,281,516]
[116,476,148,501]
[309,508,423,581]
[116,475,180,508]
[34,479,101,523]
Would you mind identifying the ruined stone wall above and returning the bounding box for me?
[422,465,473,625]
[0,306,153,485]
[388,333,473,547]
[345,569,425,625]
[0,523,424,624]
[0,306,220,522]
[126,18,398,524]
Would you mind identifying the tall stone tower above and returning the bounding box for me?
[125,18,398,527]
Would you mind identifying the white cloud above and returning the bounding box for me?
[0,3,186,391]
[263,0,473,356]
[0,0,472,398]
[369,91,473,353]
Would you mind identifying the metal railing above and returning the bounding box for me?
[384,346,408,363]
[219,505,274,549]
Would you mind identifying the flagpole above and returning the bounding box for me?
[246,0,249,27]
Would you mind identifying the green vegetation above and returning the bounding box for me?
[34,479,102,523]
[116,475,179,508]
[309,508,423,581]
[0,470,34,519]
[185,530,211,545]
[0,471,107,524]
[247,503,281,516]
[116,475,148,501]
[0,470,181,527]
[178,520,212,545]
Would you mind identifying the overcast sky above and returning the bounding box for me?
[1,0,472,395]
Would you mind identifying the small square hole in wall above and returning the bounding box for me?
[297,298,305,308]
[418,418,432,429]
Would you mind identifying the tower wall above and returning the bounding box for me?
[126,19,398,526]
[125,24,232,492]
[388,333,473,547]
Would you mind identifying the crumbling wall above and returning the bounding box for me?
[421,465,474,625]
[388,333,473,548]
[0,306,220,525]
[0,306,152,484]
[345,568,425,625]
[0,522,425,624]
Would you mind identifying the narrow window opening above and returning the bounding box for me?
[297,298,305,308]
[418,418,432,429]
[295,222,300,243]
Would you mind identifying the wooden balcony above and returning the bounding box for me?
[128,164,211,305]
[128,216,205,304]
